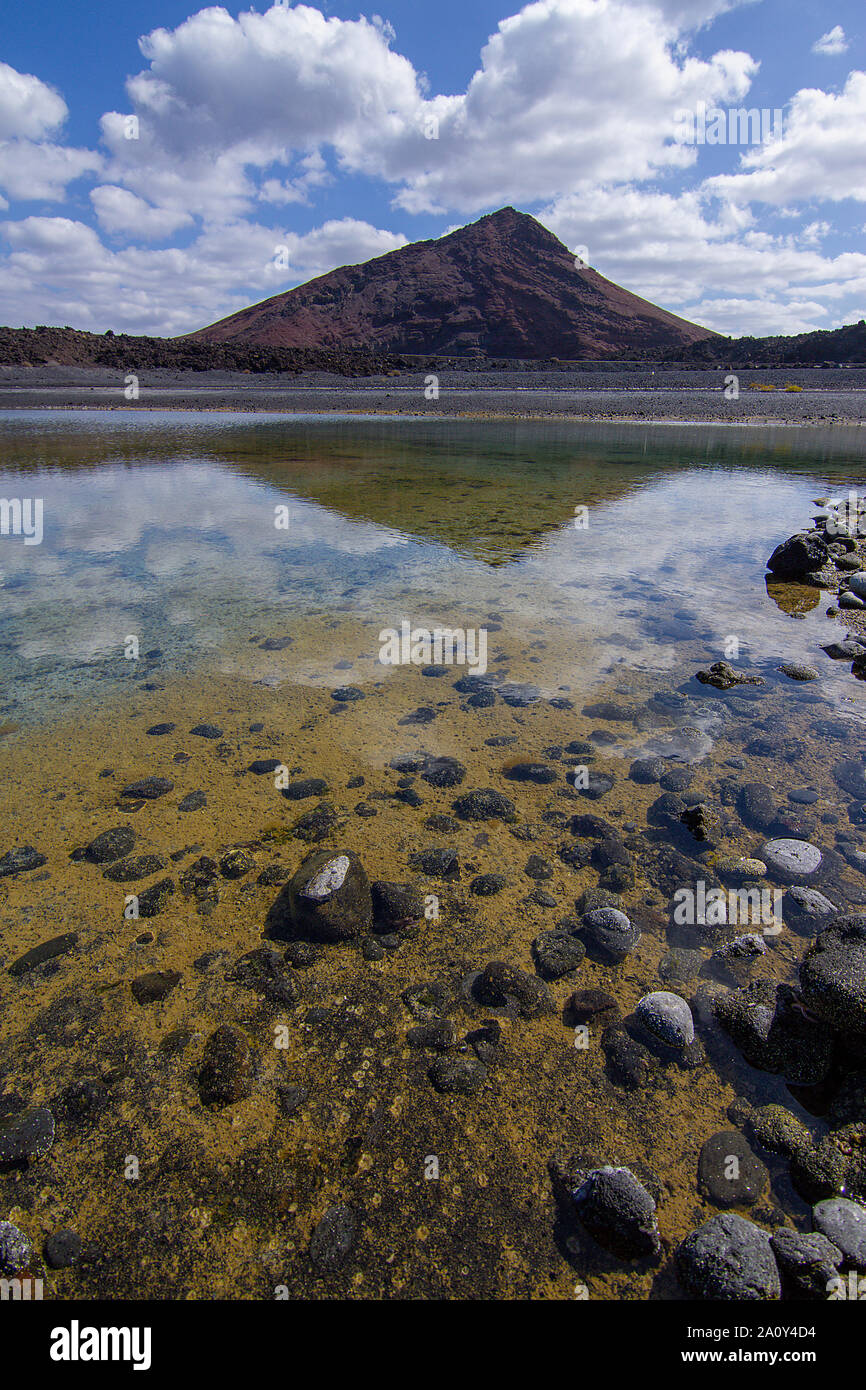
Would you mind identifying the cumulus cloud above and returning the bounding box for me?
[812,25,848,57]
[0,214,407,334]
[90,186,194,239]
[0,61,67,140]
[706,72,866,206]
[543,185,866,334]
[0,60,101,204]
[93,0,757,218]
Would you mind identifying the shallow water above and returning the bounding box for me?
[1,411,866,1299]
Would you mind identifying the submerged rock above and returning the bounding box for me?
[581,907,640,962]
[770,1228,841,1299]
[428,1055,487,1094]
[799,914,866,1036]
[198,1025,256,1106]
[452,788,515,821]
[695,662,764,690]
[310,1204,358,1269]
[715,979,833,1086]
[0,1221,32,1274]
[572,1167,660,1259]
[676,1212,780,1300]
[812,1198,866,1268]
[0,846,47,876]
[698,1132,767,1208]
[84,826,135,863]
[0,1105,55,1163]
[278,850,372,941]
[635,991,694,1048]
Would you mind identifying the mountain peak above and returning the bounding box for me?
[188,208,715,359]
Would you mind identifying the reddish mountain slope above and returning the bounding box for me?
[187,207,716,359]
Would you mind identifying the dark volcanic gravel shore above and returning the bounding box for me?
[2,364,865,423]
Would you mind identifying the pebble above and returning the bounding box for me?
[761,838,822,877]
[331,687,364,701]
[310,1204,358,1269]
[0,1220,32,1273]
[103,854,166,882]
[571,772,614,799]
[629,757,666,784]
[8,932,79,976]
[572,1166,660,1259]
[0,1105,55,1162]
[249,758,281,774]
[283,777,329,801]
[137,878,175,917]
[770,1228,842,1299]
[198,1025,256,1106]
[635,991,694,1047]
[676,1212,781,1299]
[219,849,254,879]
[84,826,135,863]
[44,1228,82,1269]
[532,930,585,980]
[452,788,515,820]
[0,846,47,876]
[190,724,223,738]
[409,847,460,879]
[697,1131,767,1207]
[178,790,206,812]
[428,1056,487,1094]
[120,777,174,800]
[474,960,555,1017]
[812,1197,866,1268]
[834,759,866,799]
[131,970,182,1005]
[470,873,506,896]
[581,907,641,961]
[407,1019,456,1050]
[371,881,425,929]
[778,663,818,680]
[226,949,299,1005]
[714,856,766,881]
[782,886,837,932]
[503,762,557,784]
[283,850,372,940]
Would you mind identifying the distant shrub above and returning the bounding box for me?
[784,382,803,392]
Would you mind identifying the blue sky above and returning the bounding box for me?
[0,0,864,338]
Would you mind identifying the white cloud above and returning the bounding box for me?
[812,26,848,57]
[0,61,101,203]
[707,72,866,206]
[91,186,193,239]
[91,0,759,219]
[0,61,67,140]
[0,214,407,335]
[543,184,866,334]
